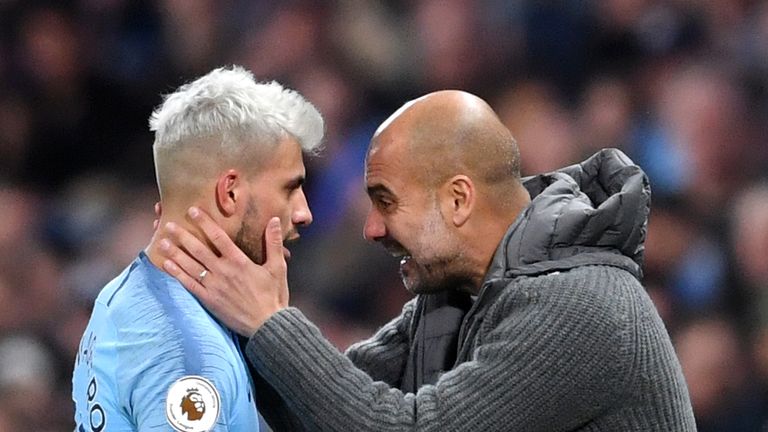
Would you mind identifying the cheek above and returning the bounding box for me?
[391,219,418,245]
[269,191,294,217]
[399,228,432,260]
[413,215,454,259]
[257,201,293,233]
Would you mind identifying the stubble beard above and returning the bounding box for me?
[400,210,472,295]
[234,202,264,264]
[402,249,474,295]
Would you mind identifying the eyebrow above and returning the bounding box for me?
[366,184,394,198]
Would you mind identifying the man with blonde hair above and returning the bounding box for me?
[72,65,323,431]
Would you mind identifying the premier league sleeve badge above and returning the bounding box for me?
[165,376,221,431]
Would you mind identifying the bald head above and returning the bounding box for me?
[364,91,528,293]
[369,90,521,191]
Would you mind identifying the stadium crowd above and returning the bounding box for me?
[1,0,767,430]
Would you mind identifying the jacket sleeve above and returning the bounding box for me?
[244,280,631,432]
[343,298,416,387]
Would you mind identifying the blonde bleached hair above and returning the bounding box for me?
[150,65,324,155]
[149,66,324,200]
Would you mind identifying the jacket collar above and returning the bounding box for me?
[485,148,651,283]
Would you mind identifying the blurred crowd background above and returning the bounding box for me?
[1,0,768,430]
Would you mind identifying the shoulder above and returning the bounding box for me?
[78,262,252,429]
[99,263,225,341]
[484,265,650,350]
[481,265,643,356]
[495,265,644,313]
[88,263,240,381]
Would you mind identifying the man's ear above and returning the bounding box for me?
[442,175,474,227]
[215,169,240,217]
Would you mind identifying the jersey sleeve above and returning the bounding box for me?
[129,359,238,431]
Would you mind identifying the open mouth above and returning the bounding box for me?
[388,249,411,262]
[383,240,411,266]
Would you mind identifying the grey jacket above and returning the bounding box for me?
[246,149,697,431]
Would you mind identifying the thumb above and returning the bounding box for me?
[264,217,287,275]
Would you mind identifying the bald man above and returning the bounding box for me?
[160,91,697,431]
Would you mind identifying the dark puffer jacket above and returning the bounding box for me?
[246,149,696,431]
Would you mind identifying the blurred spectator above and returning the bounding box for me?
[413,0,486,91]
[0,94,31,181]
[495,80,580,175]
[0,185,40,250]
[577,76,634,152]
[645,200,728,315]
[328,0,412,93]
[0,404,22,432]
[731,184,768,327]
[675,316,765,431]
[0,335,64,431]
[236,2,327,82]
[159,0,221,73]
[647,63,753,215]
[732,183,768,290]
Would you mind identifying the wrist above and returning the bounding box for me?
[244,306,286,337]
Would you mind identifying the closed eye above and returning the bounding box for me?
[285,176,305,193]
[376,197,394,211]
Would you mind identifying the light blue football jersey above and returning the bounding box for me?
[72,252,260,431]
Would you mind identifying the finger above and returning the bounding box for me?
[264,217,287,275]
[153,202,162,231]
[161,256,209,300]
[158,237,209,283]
[164,221,221,271]
[187,207,245,259]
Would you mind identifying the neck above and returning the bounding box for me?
[466,184,531,294]
[462,218,512,295]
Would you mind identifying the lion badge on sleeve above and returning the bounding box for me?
[166,376,221,431]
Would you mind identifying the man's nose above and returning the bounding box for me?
[293,190,313,227]
[363,208,386,242]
